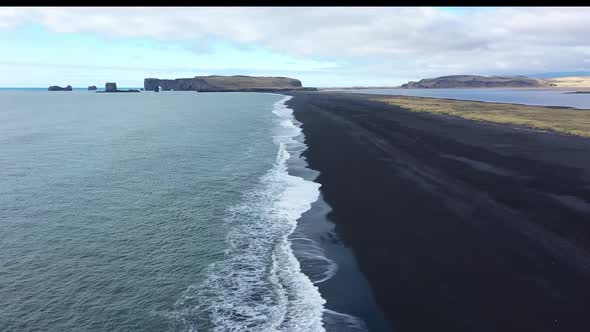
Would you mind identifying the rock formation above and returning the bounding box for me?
[105,83,117,92]
[88,85,97,90]
[144,75,307,92]
[96,82,140,93]
[48,85,72,91]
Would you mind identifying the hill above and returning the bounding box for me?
[399,75,554,89]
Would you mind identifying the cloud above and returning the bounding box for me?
[1,7,590,80]
[0,7,30,28]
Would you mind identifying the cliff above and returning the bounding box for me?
[400,75,555,89]
[144,75,306,92]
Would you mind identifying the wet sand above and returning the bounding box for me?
[286,134,391,332]
[285,91,590,332]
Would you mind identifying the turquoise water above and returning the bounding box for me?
[338,88,590,109]
[0,91,333,331]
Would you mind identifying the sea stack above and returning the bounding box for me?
[105,83,117,92]
[48,85,73,91]
[96,83,140,93]
[88,85,97,91]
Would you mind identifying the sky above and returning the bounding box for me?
[1,7,589,87]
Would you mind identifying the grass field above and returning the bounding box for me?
[373,96,590,137]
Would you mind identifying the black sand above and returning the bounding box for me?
[285,91,590,332]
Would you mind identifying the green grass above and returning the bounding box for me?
[373,96,590,137]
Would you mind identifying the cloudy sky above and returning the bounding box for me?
[1,7,589,87]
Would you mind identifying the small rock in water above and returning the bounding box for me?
[105,82,118,92]
[48,85,72,91]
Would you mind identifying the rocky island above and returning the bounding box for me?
[400,75,556,89]
[96,82,140,93]
[144,75,316,92]
[48,85,72,91]
[88,85,97,91]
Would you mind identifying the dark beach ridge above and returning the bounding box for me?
[285,91,590,332]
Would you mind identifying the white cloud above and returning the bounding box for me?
[0,7,30,28]
[2,7,590,81]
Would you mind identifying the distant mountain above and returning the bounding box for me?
[399,75,553,89]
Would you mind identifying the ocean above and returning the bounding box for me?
[0,90,377,331]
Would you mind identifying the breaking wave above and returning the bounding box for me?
[167,95,330,331]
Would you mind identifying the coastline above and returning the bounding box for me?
[355,92,590,110]
[168,94,328,331]
[276,92,392,331]
[287,136,392,332]
[321,86,590,91]
[369,95,590,138]
[286,91,590,332]
[330,88,590,112]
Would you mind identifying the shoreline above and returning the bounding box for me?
[280,92,392,331]
[369,95,590,138]
[326,88,590,115]
[321,86,590,91]
[359,92,589,110]
[288,151,392,332]
[286,91,590,332]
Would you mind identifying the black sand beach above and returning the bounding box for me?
[286,91,590,332]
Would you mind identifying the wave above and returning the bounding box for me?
[167,95,328,331]
[323,310,369,332]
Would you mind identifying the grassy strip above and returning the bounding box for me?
[373,96,590,137]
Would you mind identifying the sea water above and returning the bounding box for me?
[0,90,359,331]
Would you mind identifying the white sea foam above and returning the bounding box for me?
[168,95,331,331]
[289,236,338,285]
[323,310,369,332]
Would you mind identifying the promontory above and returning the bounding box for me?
[144,75,314,92]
